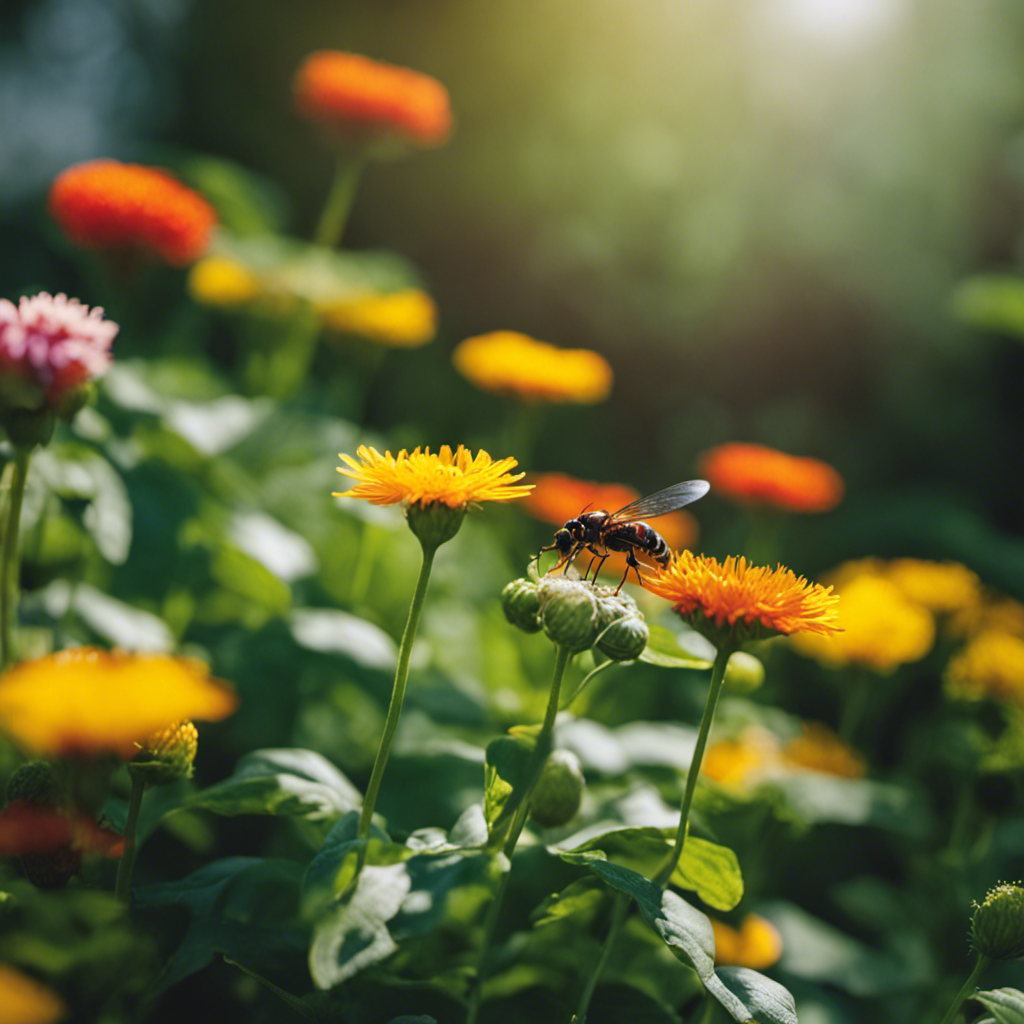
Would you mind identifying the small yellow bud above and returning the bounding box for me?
[971,882,1024,961]
[724,651,766,693]
[131,720,199,786]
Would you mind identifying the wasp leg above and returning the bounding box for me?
[583,546,607,583]
[614,550,644,595]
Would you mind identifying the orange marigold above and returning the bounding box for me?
[48,160,216,265]
[644,551,841,646]
[711,914,783,969]
[294,51,452,147]
[700,442,844,514]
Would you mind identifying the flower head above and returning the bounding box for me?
[791,574,934,673]
[971,882,1024,960]
[0,965,65,1024]
[49,160,216,265]
[781,722,866,778]
[711,914,783,969]
[945,630,1024,707]
[319,289,437,347]
[131,720,200,785]
[0,292,116,412]
[188,256,262,308]
[0,648,237,758]
[294,51,452,148]
[884,558,981,616]
[700,443,844,514]
[644,551,841,647]
[951,594,1024,640]
[453,331,613,404]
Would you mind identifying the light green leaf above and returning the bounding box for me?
[288,607,398,670]
[484,733,535,829]
[715,967,798,1024]
[975,989,1024,1024]
[640,625,712,670]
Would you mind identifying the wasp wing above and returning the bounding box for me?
[606,479,711,524]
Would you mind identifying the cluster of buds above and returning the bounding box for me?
[502,575,649,660]
[971,882,1024,961]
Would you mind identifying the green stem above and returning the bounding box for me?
[562,657,618,711]
[114,771,147,902]
[838,669,871,744]
[1,450,30,670]
[465,644,571,1024]
[314,153,366,249]
[571,890,631,1024]
[357,542,437,840]
[936,953,990,1024]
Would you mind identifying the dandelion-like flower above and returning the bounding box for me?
[946,630,1024,706]
[319,289,437,347]
[700,442,844,514]
[644,551,841,647]
[710,914,783,969]
[0,292,116,412]
[49,160,216,266]
[294,51,452,148]
[453,331,613,404]
[0,648,237,758]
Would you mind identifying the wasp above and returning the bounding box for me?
[533,479,711,593]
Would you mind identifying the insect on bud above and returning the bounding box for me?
[130,721,199,786]
[971,882,1024,961]
[724,651,766,693]
[502,577,543,633]
[530,750,585,828]
[537,576,600,652]
[405,500,467,550]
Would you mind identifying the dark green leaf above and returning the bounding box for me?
[531,876,606,928]
[975,989,1024,1024]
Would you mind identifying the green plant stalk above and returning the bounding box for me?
[357,542,437,840]
[573,642,733,1023]
[0,450,30,669]
[465,643,571,1024]
[838,668,871,744]
[114,771,147,902]
[314,152,366,249]
[936,952,990,1024]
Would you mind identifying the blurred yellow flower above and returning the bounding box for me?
[0,965,65,1024]
[951,594,1024,640]
[791,574,934,672]
[946,630,1024,706]
[710,914,783,969]
[188,256,262,308]
[0,649,237,758]
[319,289,436,347]
[885,559,981,615]
[702,727,781,788]
[781,721,866,778]
[452,331,613,404]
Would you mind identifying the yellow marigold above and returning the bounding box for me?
[791,575,934,672]
[711,914,783,969]
[782,722,866,778]
[319,289,436,347]
[885,559,981,615]
[0,649,237,758]
[48,159,216,266]
[453,331,613,404]
[188,256,262,308]
[643,552,841,646]
[0,965,65,1024]
[946,631,1024,706]
[699,442,844,514]
[294,51,452,147]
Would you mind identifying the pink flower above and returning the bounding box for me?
[0,292,117,405]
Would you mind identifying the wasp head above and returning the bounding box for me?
[554,526,576,555]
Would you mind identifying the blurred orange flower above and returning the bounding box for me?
[49,160,216,266]
[0,649,237,758]
[294,51,452,147]
[453,331,613,404]
[700,443,844,514]
[710,914,783,969]
[0,965,65,1024]
[0,801,123,858]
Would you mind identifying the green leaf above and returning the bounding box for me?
[531,876,607,928]
[484,733,536,828]
[715,967,798,1024]
[184,748,362,822]
[975,989,1024,1024]
[288,607,398,670]
[640,626,712,670]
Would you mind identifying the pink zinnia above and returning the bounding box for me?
[0,292,117,404]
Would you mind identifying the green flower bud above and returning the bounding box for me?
[537,577,600,651]
[0,407,55,449]
[5,761,62,807]
[130,721,199,786]
[595,588,641,629]
[971,882,1024,960]
[596,613,649,662]
[724,651,766,693]
[502,577,542,633]
[405,500,467,550]
[530,750,584,828]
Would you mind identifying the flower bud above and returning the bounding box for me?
[724,651,766,693]
[596,613,649,661]
[530,750,584,827]
[971,882,1024,960]
[130,721,199,786]
[537,577,600,651]
[502,577,542,633]
[5,761,62,807]
[405,500,467,550]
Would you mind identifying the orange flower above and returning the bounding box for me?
[700,443,844,513]
[294,51,452,147]
[710,914,783,969]
[48,160,216,265]
[0,649,237,758]
[0,801,123,858]
[453,331,613,404]
[0,965,65,1024]
[644,552,841,646]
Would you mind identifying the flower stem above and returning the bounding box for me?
[571,890,630,1024]
[465,643,571,1024]
[114,770,147,902]
[936,953,989,1024]
[838,668,871,744]
[314,152,365,249]
[357,542,437,840]
[0,450,31,670]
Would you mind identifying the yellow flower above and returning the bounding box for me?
[319,289,436,347]
[946,630,1024,706]
[643,552,841,646]
[0,649,237,758]
[885,559,981,615]
[702,727,781,788]
[791,574,934,672]
[951,594,1024,640]
[781,722,866,778]
[132,720,200,784]
[710,914,783,969]
[0,965,65,1024]
[452,331,613,404]
[188,256,262,308]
